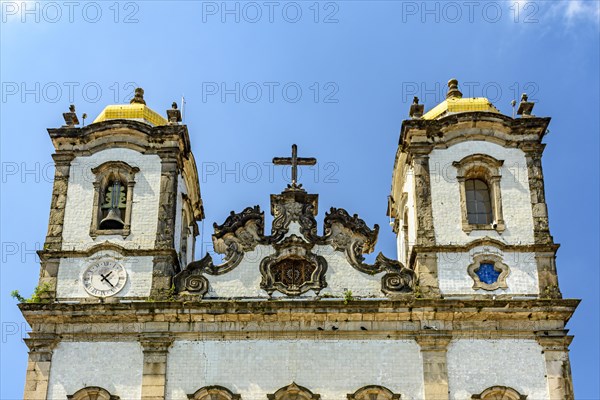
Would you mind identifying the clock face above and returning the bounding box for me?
[82,259,127,297]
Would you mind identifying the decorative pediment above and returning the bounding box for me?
[173,144,417,298]
[268,383,320,400]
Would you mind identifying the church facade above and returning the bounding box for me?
[19,81,578,400]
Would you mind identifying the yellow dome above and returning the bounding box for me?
[92,88,168,126]
[421,79,500,120]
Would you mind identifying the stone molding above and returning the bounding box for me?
[67,387,120,400]
[399,113,550,151]
[19,300,579,341]
[412,237,559,254]
[188,386,241,400]
[453,154,505,233]
[44,152,75,251]
[520,143,553,245]
[471,386,527,400]
[347,385,401,400]
[267,383,320,400]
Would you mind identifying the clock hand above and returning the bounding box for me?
[100,273,115,288]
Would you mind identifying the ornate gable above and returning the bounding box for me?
[174,145,415,299]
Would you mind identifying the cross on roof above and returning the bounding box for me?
[273,144,316,190]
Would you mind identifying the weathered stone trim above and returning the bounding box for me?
[38,242,178,259]
[412,238,559,254]
[67,386,120,400]
[268,383,320,400]
[140,335,173,400]
[521,143,553,245]
[415,252,441,298]
[44,152,74,251]
[411,150,436,247]
[453,154,505,233]
[536,335,575,400]
[22,333,59,400]
[471,386,527,400]
[155,150,179,249]
[347,385,401,400]
[188,386,241,400]
[399,113,550,150]
[416,335,451,400]
[20,299,579,332]
[535,252,562,299]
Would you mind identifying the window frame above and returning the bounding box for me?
[467,253,510,291]
[471,386,527,399]
[187,385,241,400]
[453,154,505,233]
[347,385,401,400]
[267,383,321,400]
[67,386,120,400]
[90,161,139,238]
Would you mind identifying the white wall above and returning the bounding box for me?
[47,341,143,400]
[62,148,162,251]
[438,246,539,297]
[447,339,549,399]
[428,141,534,245]
[166,339,424,400]
[55,250,153,299]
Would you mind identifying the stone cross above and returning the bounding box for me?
[273,144,316,189]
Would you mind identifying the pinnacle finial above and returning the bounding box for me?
[447,78,463,99]
[130,87,146,105]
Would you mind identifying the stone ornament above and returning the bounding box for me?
[347,385,401,400]
[471,386,527,400]
[267,383,321,400]
[260,235,327,296]
[173,185,416,297]
[467,253,510,291]
[187,385,241,400]
[174,145,416,298]
[67,386,120,400]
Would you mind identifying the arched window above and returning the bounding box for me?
[453,154,505,233]
[67,386,120,400]
[187,385,241,400]
[347,385,401,400]
[267,383,320,400]
[465,178,493,225]
[90,161,139,238]
[471,386,527,399]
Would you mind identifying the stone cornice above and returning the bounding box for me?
[20,298,579,325]
[398,113,550,155]
[37,243,179,260]
[412,239,560,253]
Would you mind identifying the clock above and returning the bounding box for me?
[82,259,127,297]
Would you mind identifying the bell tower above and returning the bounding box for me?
[390,80,560,299]
[39,88,203,302]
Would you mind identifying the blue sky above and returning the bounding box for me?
[1,1,599,398]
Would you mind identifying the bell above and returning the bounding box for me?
[99,207,125,230]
